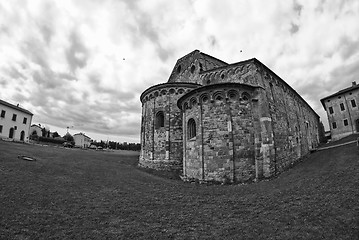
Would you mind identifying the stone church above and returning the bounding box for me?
[139,50,320,183]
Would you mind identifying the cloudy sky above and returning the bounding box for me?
[1,0,358,142]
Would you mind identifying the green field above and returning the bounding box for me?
[0,140,358,239]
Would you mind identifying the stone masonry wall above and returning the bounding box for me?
[259,67,320,174]
[167,50,228,85]
[199,60,320,177]
[180,84,257,183]
[139,83,200,171]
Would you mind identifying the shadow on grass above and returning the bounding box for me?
[137,166,182,180]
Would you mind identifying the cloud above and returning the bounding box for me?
[290,22,300,34]
[0,0,359,141]
[65,31,89,74]
[293,0,303,16]
[338,36,359,60]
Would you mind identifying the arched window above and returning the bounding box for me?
[199,63,203,71]
[20,131,25,141]
[191,65,196,73]
[187,118,196,139]
[9,127,14,138]
[155,111,164,129]
[242,92,250,101]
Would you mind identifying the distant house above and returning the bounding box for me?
[320,81,359,141]
[30,124,42,137]
[30,124,53,138]
[0,99,33,142]
[73,132,91,148]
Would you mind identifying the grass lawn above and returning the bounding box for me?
[0,140,358,239]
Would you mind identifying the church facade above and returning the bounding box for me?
[139,50,320,183]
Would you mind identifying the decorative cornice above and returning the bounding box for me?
[140,82,201,102]
[177,82,262,109]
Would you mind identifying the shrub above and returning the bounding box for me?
[38,136,66,144]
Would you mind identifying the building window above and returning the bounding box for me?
[340,103,345,111]
[242,92,250,101]
[23,117,27,124]
[177,65,181,74]
[0,125,2,133]
[187,118,196,139]
[328,106,334,114]
[343,119,348,126]
[0,110,5,118]
[155,111,164,129]
[351,99,357,108]
[332,122,337,129]
[190,65,195,74]
[12,114,17,121]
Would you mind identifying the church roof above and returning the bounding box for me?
[0,99,33,115]
[178,50,228,66]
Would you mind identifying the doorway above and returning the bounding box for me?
[9,128,14,138]
[20,131,25,141]
[356,119,359,132]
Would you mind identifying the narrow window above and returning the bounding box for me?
[351,99,357,108]
[187,118,196,139]
[199,63,203,71]
[0,125,3,133]
[12,114,17,121]
[332,122,337,129]
[343,119,348,126]
[155,111,164,129]
[328,106,334,114]
[340,103,345,111]
[177,65,182,74]
[0,110,5,118]
[23,117,27,124]
[190,65,196,74]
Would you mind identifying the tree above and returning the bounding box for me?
[63,133,74,142]
[41,128,47,137]
[52,132,60,138]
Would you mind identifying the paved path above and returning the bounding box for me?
[316,139,358,151]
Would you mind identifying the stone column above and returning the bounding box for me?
[182,108,187,177]
[252,87,275,179]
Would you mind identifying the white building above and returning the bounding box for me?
[73,132,91,148]
[30,124,42,137]
[0,99,33,142]
[320,81,359,140]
